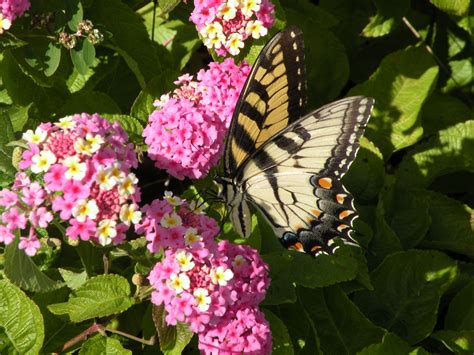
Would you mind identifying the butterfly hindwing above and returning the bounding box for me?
[224,26,307,174]
[242,96,374,255]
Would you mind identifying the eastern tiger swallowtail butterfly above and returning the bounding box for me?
[214,26,374,257]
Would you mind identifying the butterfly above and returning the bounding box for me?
[214,26,374,256]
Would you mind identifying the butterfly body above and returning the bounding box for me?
[216,27,374,256]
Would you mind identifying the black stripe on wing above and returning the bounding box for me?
[224,26,307,175]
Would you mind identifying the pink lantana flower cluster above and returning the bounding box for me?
[0,113,140,256]
[0,0,30,33]
[190,0,274,56]
[140,194,272,354]
[143,59,250,180]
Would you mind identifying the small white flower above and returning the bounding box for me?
[210,266,234,286]
[119,204,142,226]
[200,21,224,39]
[118,173,138,196]
[226,33,245,56]
[168,273,191,294]
[63,155,87,180]
[160,212,183,228]
[108,163,125,182]
[85,133,104,153]
[232,255,247,268]
[74,137,93,156]
[0,15,12,33]
[193,288,211,311]
[184,227,202,246]
[30,150,57,174]
[175,250,195,272]
[72,199,99,222]
[218,2,238,21]
[54,116,76,130]
[96,166,116,190]
[96,219,117,246]
[164,190,182,206]
[241,0,261,18]
[245,20,268,39]
[23,127,47,144]
[203,33,226,49]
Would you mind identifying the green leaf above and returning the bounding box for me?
[4,104,31,132]
[362,0,410,37]
[343,137,385,204]
[0,51,65,115]
[0,279,44,354]
[445,281,474,330]
[430,0,471,16]
[157,0,181,14]
[65,0,83,31]
[357,332,429,355]
[262,253,296,305]
[396,121,474,189]
[48,274,135,323]
[420,191,474,259]
[298,286,385,354]
[58,91,122,116]
[422,92,474,136]
[0,111,16,179]
[278,300,323,354]
[432,330,474,354]
[79,334,131,355]
[102,114,143,140]
[349,46,439,158]
[4,236,64,293]
[70,40,96,76]
[155,19,201,71]
[442,59,473,93]
[385,189,431,249]
[263,309,294,355]
[0,32,27,51]
[369,179,403,264]
[282,0,349,106]
[152,305,194,354]
[354,250,459,344]
[59,268,88,290]
[130,70,179,123]
[320,0,373,52]
[265,246,361,297]
[44,42,62,77]
[89,0,162,87]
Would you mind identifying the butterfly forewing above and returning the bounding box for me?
[224,26,307,174]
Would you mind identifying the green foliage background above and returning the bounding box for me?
[0,0,473,353]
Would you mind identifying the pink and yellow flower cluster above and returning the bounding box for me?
[140,194,272,354]
[0,0,30,33]
[191,0,275,56]
[0,113,140,255]
[143,59,250,180]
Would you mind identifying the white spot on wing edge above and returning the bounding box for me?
[290,31,296,38]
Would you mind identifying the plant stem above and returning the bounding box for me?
[104,327,156,346]
[60,323,101,352]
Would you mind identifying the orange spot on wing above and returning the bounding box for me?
[318,177,333,189]
[336,194,347,204]
[293,224,304,231]
[311,245,321,253]
[293,242,304,252]
[311,209,322,217]
[337,224,350,232]
[339,210,354,220]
